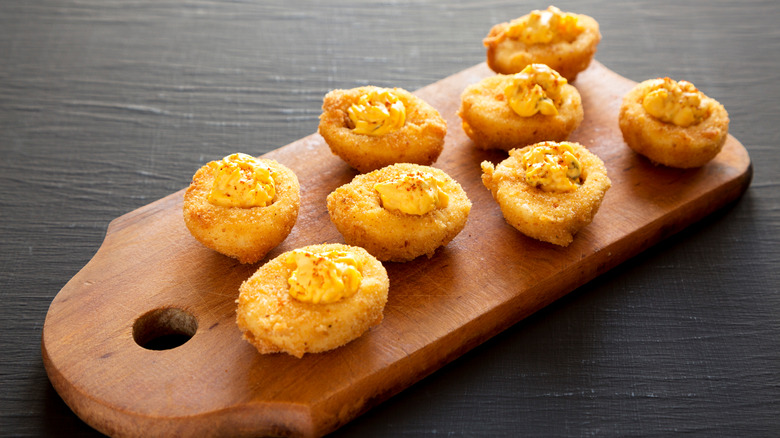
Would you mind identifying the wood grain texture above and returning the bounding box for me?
[3,1,780,437]
[42,61,751,437]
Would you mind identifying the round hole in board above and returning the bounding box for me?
[133,307,198,351]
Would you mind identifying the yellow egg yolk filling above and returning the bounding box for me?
[522,142,583,192]
[286,250,363,304]
[642,78,711,127]
[504,63,567,117]
[347,89,406,136]
[374,171,449,216]
[207,153,275,208]
[506,5,582,45]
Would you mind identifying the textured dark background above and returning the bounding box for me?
[2,0,778,436]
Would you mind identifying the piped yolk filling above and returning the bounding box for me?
[522,142,583,193]
[347,89,406,136]
[506,5,583,45]
[207,153,275,208]
[504,63,567,117]
[642,78,711,127]
[374,171,449,216]
[286,250,363,304]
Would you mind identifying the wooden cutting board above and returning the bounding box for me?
[42,61,752,438]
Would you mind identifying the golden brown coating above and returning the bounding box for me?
[619,78,730,168]
[318,86,447,173]
[235,243,389,358]
[327,163,472,262]
[483,7,601,81]
[182,157,300,264]
[481,142,611,246]
[458,73,583,151]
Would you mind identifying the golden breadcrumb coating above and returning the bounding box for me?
[619,78,730,168]
[484,7,601,81]
[182,157,300,264]
[236,243,389,358]
[458,73,583,151]
[481,142,611,246]
[318,86,447,173]
[327,163,472,262]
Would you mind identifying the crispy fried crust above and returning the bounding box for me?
[619,79,730,168]
[481,142,611,246]
[484,13,601,81]
[182,158,300,264]
[458,74,583,151]
[327,163,472,262]
[318,86,447,173]
[235,243,389,358]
